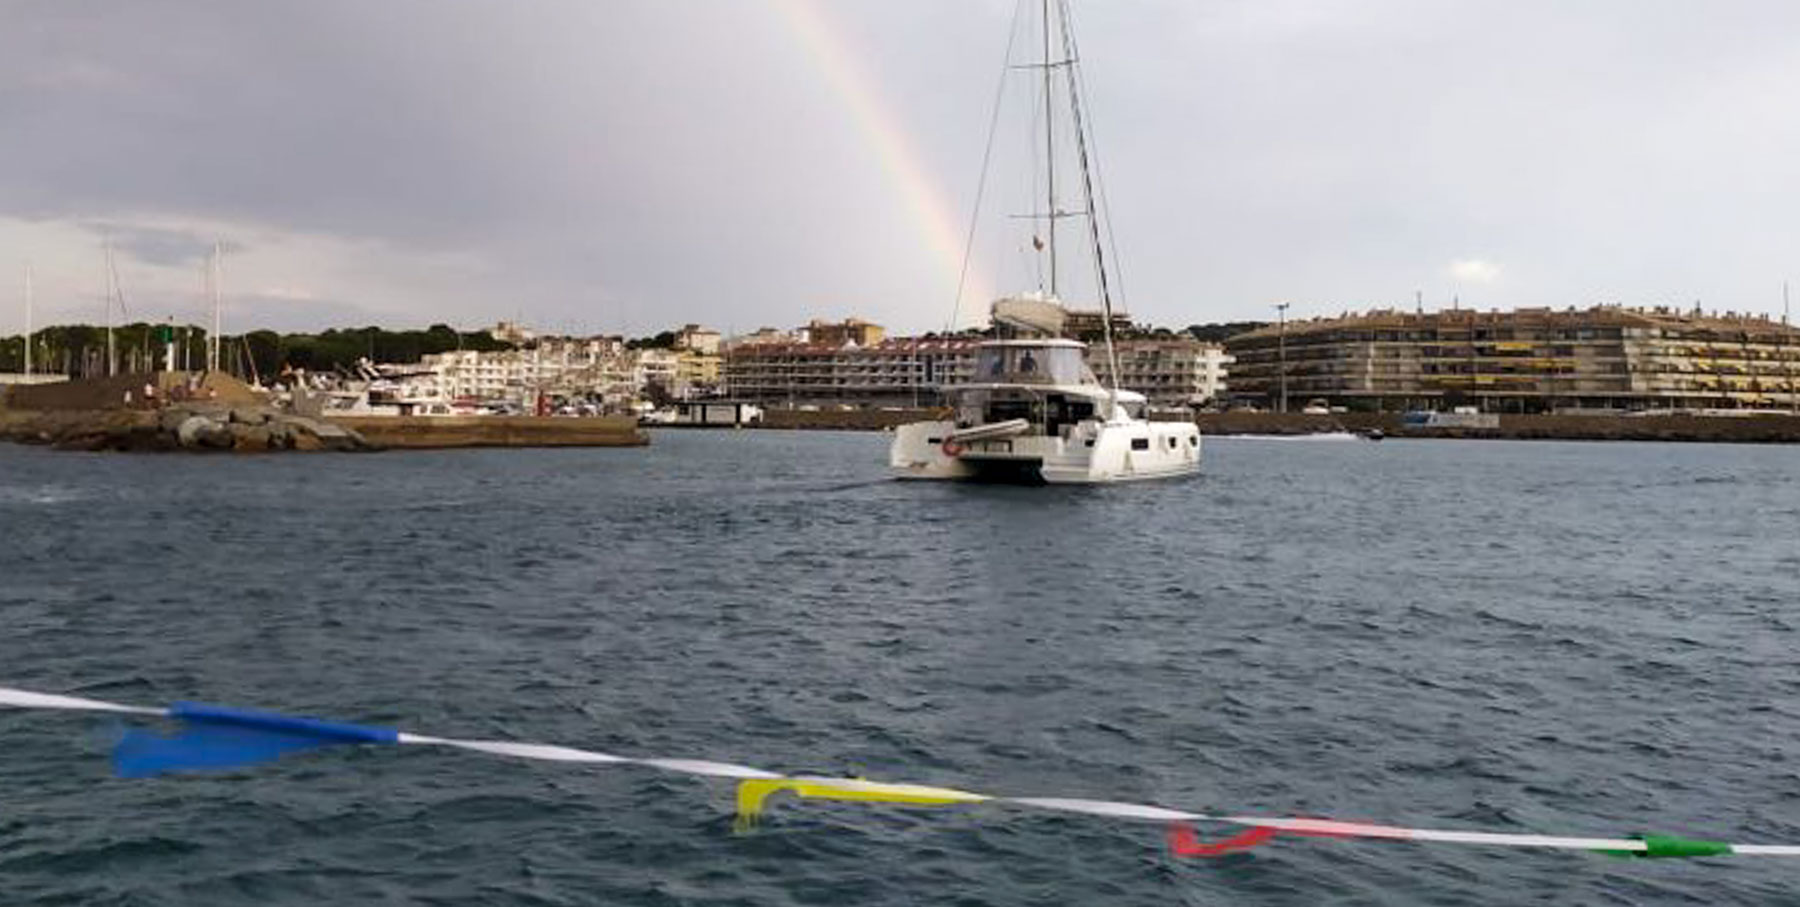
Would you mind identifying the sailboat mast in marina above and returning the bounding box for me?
[208,241,222,373]
[103,238,116,377]
[22,264,32,380]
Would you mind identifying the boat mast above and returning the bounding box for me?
[1055,0,1122,398]
[104,238,116,376]
[22,264,32,380]
[208,241,222,373]
[1041,0,1057,298]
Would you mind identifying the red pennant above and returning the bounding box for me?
[1166,823,1280,857]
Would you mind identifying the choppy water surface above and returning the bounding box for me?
[2,431,1798,905]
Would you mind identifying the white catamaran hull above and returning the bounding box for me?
[889,419,1200,484]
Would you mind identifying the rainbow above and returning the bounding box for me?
[769,0,990,322]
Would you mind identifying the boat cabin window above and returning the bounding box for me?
[954,387,1109,435]
[1130,438,1150,451]
[955,389,1035,428]
[1043,394,1096,435]
[975,344,1093,385]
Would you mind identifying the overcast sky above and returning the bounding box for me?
[4,0,1800,337]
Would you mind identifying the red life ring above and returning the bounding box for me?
[940,437,964,457]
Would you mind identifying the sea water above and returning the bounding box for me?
[1,432,1797,904]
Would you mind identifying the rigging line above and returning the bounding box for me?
[1041,0,1057,298]
[1054,0,1120,394]
[1024,67,1046,297]
[107,243,131,322]
[948,0,1026,335]
[1057,0,1129,319]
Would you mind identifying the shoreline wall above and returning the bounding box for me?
[715,407,1800,444]
[334,415,646,448]
[1192,412,1800,443]
[1,375,646,451]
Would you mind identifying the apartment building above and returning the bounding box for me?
[802,318,886,347]
[1226,306,1800,412]
[1091,338,1233,407]
[418,337,635,406]
[722,336,979,405]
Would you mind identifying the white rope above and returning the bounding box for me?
[2,685,1777,858]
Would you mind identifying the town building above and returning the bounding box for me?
[677,349,720,391]
[632,347,683,398]
[730,327,796,347]
[722,336,979,405]
[1063,308,1135,341]
[489,320,535,346]
[723,332,1232,409]
[415,336,636,408]
[1225,306,1800,412]
[674,324,722,356]
[1091,338,1233,407]
[802,318,886,347]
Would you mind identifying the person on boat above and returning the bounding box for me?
[1019,351,1038,374]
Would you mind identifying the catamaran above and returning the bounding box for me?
[888,0,1200,483]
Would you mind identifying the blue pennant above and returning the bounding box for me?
[114,701,399,778]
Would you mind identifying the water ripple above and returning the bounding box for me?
[1,434,1797,904]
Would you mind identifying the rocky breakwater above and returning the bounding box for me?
[0,404,376,453]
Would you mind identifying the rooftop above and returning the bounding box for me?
[1230,305,1800,342]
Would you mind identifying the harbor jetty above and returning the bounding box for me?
[333,414,645,449]
[0,373,646,452]
[0,372,375,452]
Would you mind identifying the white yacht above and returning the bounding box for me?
[887,0,1201,484]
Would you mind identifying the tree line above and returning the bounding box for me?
[0,323,510,380]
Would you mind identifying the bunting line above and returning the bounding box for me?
[2,684,1788,860]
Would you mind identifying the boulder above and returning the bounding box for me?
[197,422,235,450]
[158,408,193,433]
[231,425,274,452]
[176,415,219,448]
[284,415,351,440]
[52,432,110,451]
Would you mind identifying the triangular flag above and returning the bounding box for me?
[114,701,398,778]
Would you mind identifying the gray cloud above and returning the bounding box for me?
[79,222,245,268]
[3,0,1799,337]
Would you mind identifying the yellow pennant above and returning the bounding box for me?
[734,777,989,832]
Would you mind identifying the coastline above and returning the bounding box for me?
[333,414,646,449]
[696,407,1800,444]
[0,374,647,452]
